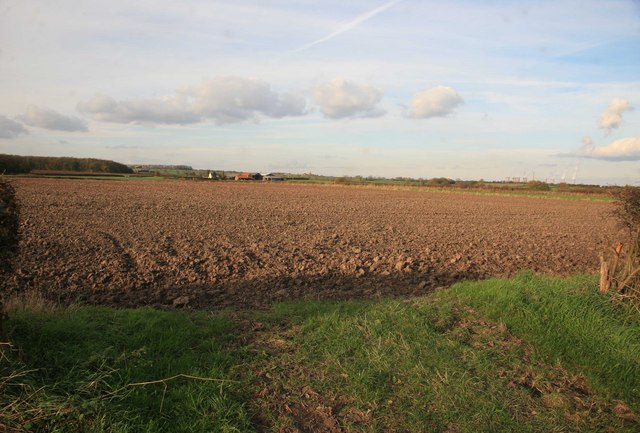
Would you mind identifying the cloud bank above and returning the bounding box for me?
[0,115,28,139]
[599,97,634,132]
[17,105,88,132]
[578,136,640,161]
[409,86,463,119]
[313,79,385,119]
[78,77,307,125]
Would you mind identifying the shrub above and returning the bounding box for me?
[527,180,550,191]
[599,186,640,304]
[426,177,455,186]
[1,178,19,343]
[335,176,359,185]
[613,186,640,230]
[0,179,19,273]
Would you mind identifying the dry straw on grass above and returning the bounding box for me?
[3,291,64,314]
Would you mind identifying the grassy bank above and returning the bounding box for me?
[2,273,639,432]
[2,306,252,432]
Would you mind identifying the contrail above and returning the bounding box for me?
[288,0,402,55]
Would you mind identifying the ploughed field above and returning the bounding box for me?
[4,178,617,309]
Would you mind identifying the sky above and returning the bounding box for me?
[1,0,639,185]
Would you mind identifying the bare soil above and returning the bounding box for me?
[1,178,618,309]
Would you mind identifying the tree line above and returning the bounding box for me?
[0,154,133,174]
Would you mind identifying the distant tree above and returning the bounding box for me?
[427,177,455,186]
[456,180,479,189]
[0,154,133,174]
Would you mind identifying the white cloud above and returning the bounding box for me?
[599,97,634,132]
[188,77,307,123]
[77,94,199,125]
[0,115,28,139]
[409,86,463,119]
[578,137,640,161]
[17,105,88,132]
[77,77,307,125]
[313,79,385,119]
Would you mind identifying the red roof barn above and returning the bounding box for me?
[234,172,263,181]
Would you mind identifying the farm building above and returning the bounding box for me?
[263,173,284,181]
[234,172,263,181]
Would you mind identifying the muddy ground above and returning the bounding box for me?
[1,178,618,309]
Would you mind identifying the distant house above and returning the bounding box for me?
[234,172,251,181]
[263,173,284,181]
[234,172,262,181]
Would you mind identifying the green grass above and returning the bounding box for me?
[442,273,640,403]
[3,273,639,432]
[253,276,639,432]
[378,184,612,201]
[2,306,252,432]
[297,177,612,201]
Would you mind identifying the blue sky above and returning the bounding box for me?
[1,0,639,184]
